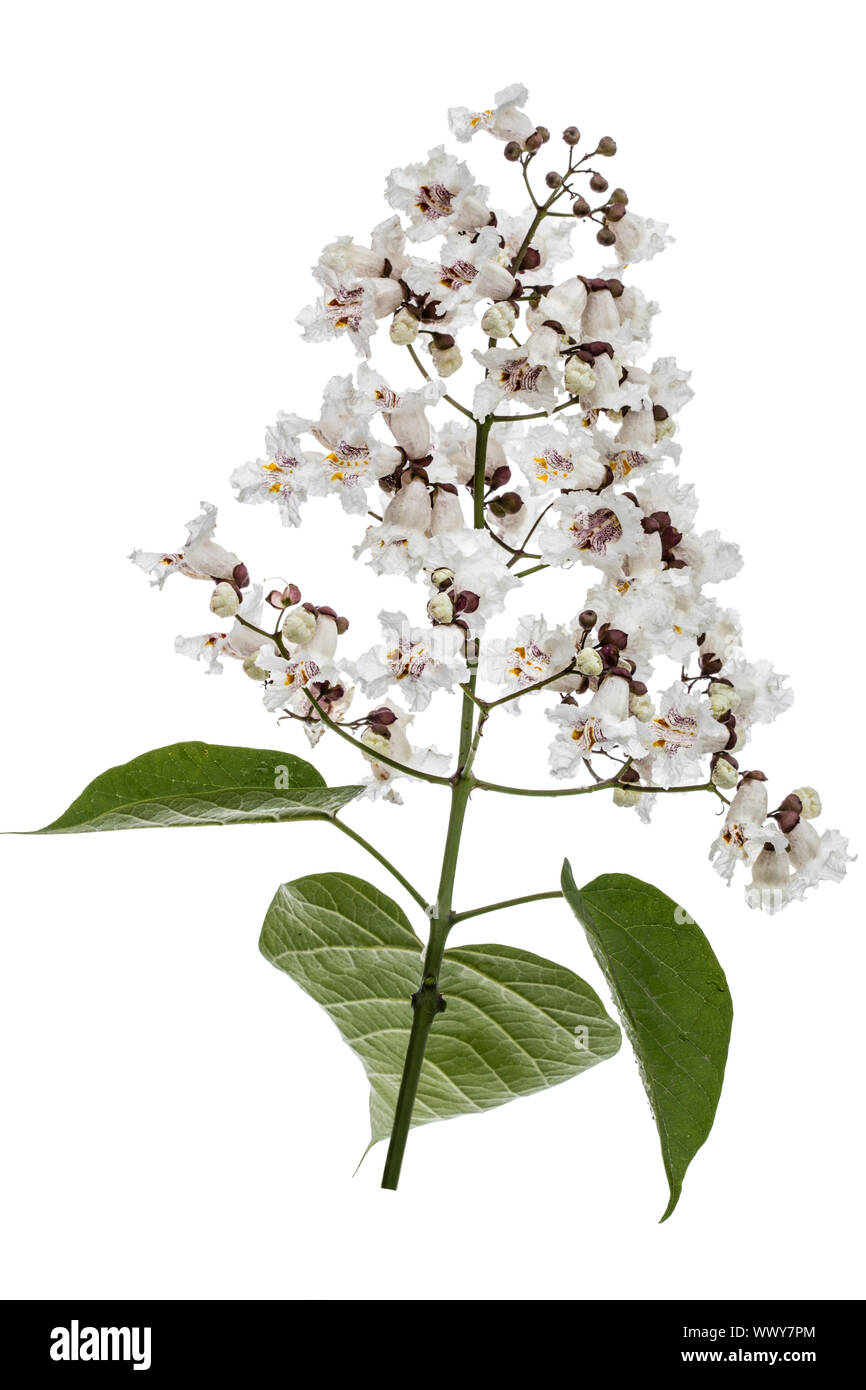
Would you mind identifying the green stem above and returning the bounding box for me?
[405,343,474,420]
[452,890,563,924]
[381,678,477,1191]
[382,414,493,1191]
[304,686,451,787]
[325,815,429,913]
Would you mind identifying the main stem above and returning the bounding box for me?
[381,419,492,1191]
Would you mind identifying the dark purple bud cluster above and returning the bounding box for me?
[303,601,349,635]
[641,510,686,570]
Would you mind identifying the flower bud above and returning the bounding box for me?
[596,136,617,156]
[428,591,455,624]
[524,131,543,153]
[282,606,318,645]
[431,342,463,378]
[575,647,603,676]
[572,195,591,217]
[589,172,609,193]
[596,227,617,247]
[389,308,419,346]
[504,141,522,161]
[545,171,563,188]
[562,125,581,146]
[610,188,628,204]
[361,729,392,760]
[242,654,268,682]
[711,756,740,790]
[481,301,517,338]
[794,786,822,819]
[578,609,597,630]
[563,357,595,396]
[613,787,641,808]
[210,581,239,619]
[605,201,627,222]
[629,691,654,722]
[367,706,397,726]
[431,566,455,590]
[536,126,550,143]
[709,682,741,718]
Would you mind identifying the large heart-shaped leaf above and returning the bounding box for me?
[32,741,362,832]
[260,871,621,1149]
[561,863,732,1221]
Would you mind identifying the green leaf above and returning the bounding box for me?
[260,871,621,1148]
[561,863,732,1221]
[32,741,362,833]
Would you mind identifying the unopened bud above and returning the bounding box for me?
[794,786,822,819]
[709,682,741,718]
[610,188,628,204]
[562,125,581,146]
[572,195,591,217]
[596,136,617,157]
[524,131,543,153]
[589,172,609,193]
[575,647,603,676]
[367,707,397,726]
[545,171,563,188]
[431,342,463,378]
[711,757,740,790]
[606,200,627,221]
[596,227,617,246]
[564,356,596,395]
[242,654,268,682]
[210,581,239,619]
[361,729,392,760]
[578,609,597,630]
[428,592,455,624]
[629,691,654,722]
[504,141,522,162]
[535,126,550,144]
[430,566,455,590]
[481,301,516,339]
[613,786,640,808]
[282,606,318,645]
[390,307,419,346]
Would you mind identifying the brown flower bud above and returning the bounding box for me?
[521,247,541,271]
[504,141,522,162]
[606,201,627,221]
[562,125,581,145]
[596,227,617,246]
[572,195,591,217]
[545,171,563,188]
[535,126,551,143]
[578,609,597,630]
[589,172,609,193]
[610,187,628,204]
[596,136,617,156]
[524,131,543,153]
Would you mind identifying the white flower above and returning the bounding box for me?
[230,413,322,527]
[424,528,519,629]
[448,83,534,144]
[482,614,577,698]
[537,487,643,576]
[638,682,727,787]
[317,215,408,279]
[612,211,673,264]
[432,420,510,486]
[720,656,793,732]
[175,586,272,675]
[709,775,770,884]
[352,610,469,711]
[130,502,242,589]
[547,675,645,776]
[357,476,434,578]
[359,703,449,802]
[496,207,573,284]
[385,146,489,242]
[308,376,400,512]
[511,421,608,494]
[528,277,587,339]
[473,344,561,418]
[404,227,512,310]
[296,265,402,357]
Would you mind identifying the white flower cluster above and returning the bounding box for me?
[132,83,851,902]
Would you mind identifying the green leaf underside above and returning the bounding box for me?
[33,741,363,833]
[561,863,732,1221]
[259,871,622,1147]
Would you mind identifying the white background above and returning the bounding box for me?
[1,0,863,1301]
